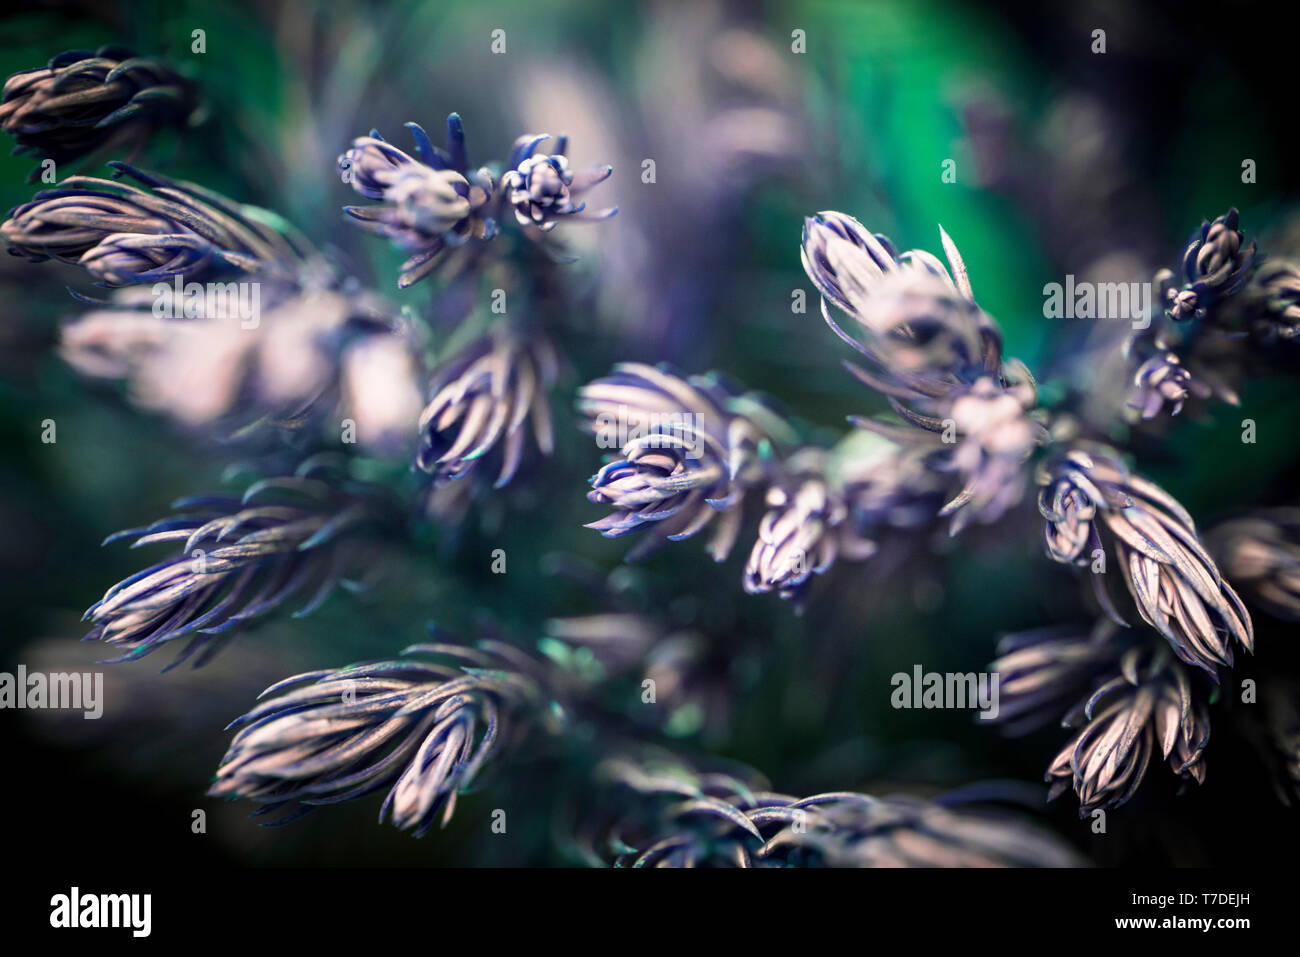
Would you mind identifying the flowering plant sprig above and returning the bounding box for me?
[83,455,398,668]
[1,46,200,178]
[338,114,615,289]
[572,202,1286,818]
[211,637,553,834]
[3,162,314,287]
[336,113,616,508]
[210,621,1081,865]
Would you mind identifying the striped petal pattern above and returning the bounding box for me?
[415,330,557,489]
[1038,444,1253,675]
[210,641,543,835]
[1,46,198,175]
[2,162,311,286]
[1047,648,1209,813]
[744,473,847,603]
[83,460,383,667]
[580,363,785,561]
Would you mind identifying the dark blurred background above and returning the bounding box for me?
[2,0,1298,866]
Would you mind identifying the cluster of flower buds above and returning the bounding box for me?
[0,46,199,176]
[2,162,312,287]
[1037,443,1253,676]
[1155,208,1256,322]
[338,115,497,288]
[742,451,850,603]
[1046,646,1210,814]
[83,458,392,667]
[416,329,558,488]
[989,619,1213,812]
[739,445,902,606]
[579,362,789,562]
[1124,340,1210,420]
[1119,209,1264,422]
[572,756,1082,867]
[801,212,989,411]
[801,211,1044,533]
[500,133,613,231]
[8,27,1294,858]
[577,361,960,605]
[211,638,549,834]
[339,113,614,287]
